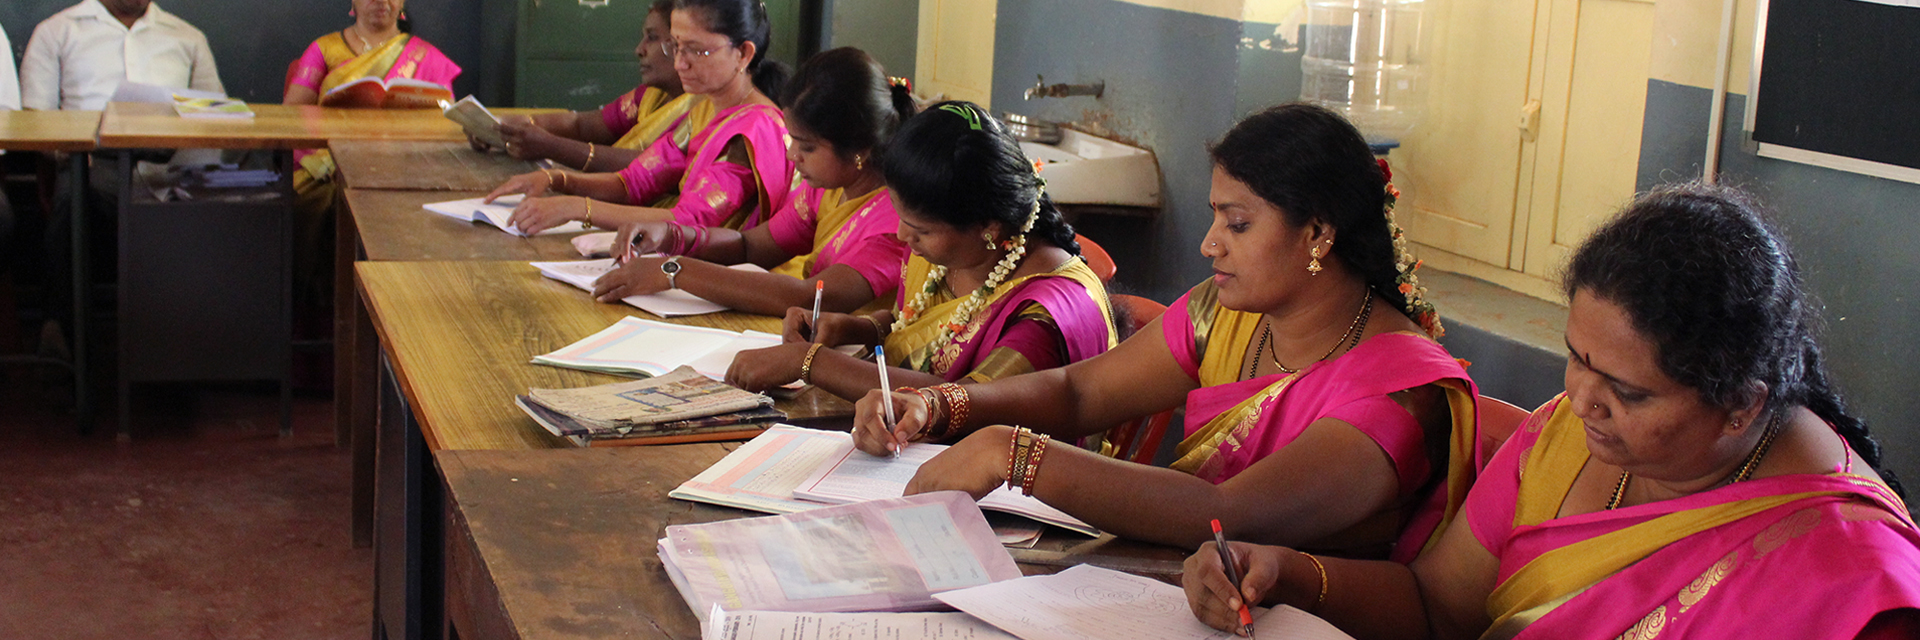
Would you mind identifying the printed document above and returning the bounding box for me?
[936,565,1355,640]
[704,609,1018,640]
[423,195,590,236]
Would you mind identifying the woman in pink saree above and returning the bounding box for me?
[1184,184,1920,639]
[722,101,1116,403]
[844,104,1480,555]
[587,48,915,317]
[483,0,793,235]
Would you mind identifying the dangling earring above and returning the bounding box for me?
[983,231,998,251]
[1308,245,1323,275]
[854,155,864,171]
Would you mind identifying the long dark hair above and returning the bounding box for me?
[674,0,790,99]
[881,101,1079,255]
[781,48,916,160]
[1565,183,1902,497]
[1208,103,1411,321]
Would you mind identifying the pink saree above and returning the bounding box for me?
[1161,280,1480,561]
[882,255,1116,383]
[764,182,909,297]
[615,102,794,230]
[1468,395,1920,639]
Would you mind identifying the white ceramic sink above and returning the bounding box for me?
[1018,129,1161,208]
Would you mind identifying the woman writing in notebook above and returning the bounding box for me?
[852,104,1481,557]
[1181,185,1920,639]
[724,102,1117,402]
[472,0,691,171]
[585,47,913,316]
[483,0,793,235]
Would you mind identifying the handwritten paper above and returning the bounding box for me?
[705,609,1018,640]
[936,565,1355,640]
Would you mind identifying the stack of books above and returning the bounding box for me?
[517,366,784,446]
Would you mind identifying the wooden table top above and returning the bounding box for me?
[97,102,557,149]
[333,139,537,191]
[0,109,102,151]
[358,260,854,450]
[346,189,587,262]
[439,447,1190,640]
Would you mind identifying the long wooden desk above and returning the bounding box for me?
[439,447,1190,640]
[333,139,538,191]
[358,260,854,640]
[98,102,554,149]
[0,109,101,429]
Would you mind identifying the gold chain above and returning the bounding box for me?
[1607,408,1786,510]
[1247,291,1373,379]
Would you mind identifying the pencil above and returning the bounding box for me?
[874,345,899,456]
[1211,518,1256,638]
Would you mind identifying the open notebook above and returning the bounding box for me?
[532,258,767,317]
[533,317,781,379]
[423,195,590,236]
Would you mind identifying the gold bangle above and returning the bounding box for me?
[799,343,825,384]
[863,314,887,340]
[539,168,557,190]
[583,198,594,228]
[582,143,597,170]
[1300,551,1329,614]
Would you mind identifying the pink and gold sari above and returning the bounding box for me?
[289,32,461,182]
[763,179,909,304]
[1469,395,1920,639]
[615,101,793,231]
[1162,280,1480,561]
[882,255,1116,383]
[599,85,696,151]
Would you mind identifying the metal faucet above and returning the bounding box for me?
[1024,75,1105,100]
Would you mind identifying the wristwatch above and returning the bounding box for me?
[660,255,683,290]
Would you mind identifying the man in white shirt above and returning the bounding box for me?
[0,25,20,112]
[20,0,223,111]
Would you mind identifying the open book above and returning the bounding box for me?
[534,316,783,379]
[671,426,1099,536]
[532,258,767,316]
[442,95,506,148]
[322,76,452,109]
[422,195,590,236]
[660,491,1023,619]
[936,565,1356,640]
[171,95,253,119]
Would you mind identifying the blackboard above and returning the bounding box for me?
[1748,0,1920,172]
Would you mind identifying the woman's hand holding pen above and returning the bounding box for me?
[1183,541,1288,636]
[724,342,811,392]
[591,256,669,301]
[852,387,934,456]
[610,221,677,264]
[781,308,864,346]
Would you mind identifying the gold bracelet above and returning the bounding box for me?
[582,143,597,170]
[863,315,887,340]
[583,198,594,228]
[799,343,825,384]
[1300,552,1329,614]
[559,171,571,192]
[539,168,557,190]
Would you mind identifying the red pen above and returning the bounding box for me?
[1211,518,1256,638]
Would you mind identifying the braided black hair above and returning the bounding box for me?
[880,101,1079,255]
[1208,103,1412,321]
[1565,182,1903,497]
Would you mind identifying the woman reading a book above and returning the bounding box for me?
[1181,184,1920,640]
[584,47,913,317]
[724,101,1116,403]
[283,0,461,305]
[848,104,1480,559]
[472,0,692,172]
[483,0,794,236]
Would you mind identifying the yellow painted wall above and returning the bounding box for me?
[1648,0,1757,90]
[916,0,1000,106]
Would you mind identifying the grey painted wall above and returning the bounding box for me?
[1638,79,1920,492]
[823,0,916,81]
[3,0,518,106]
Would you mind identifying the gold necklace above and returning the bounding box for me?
[1246,291,1373,379]
[1606,409,1786,510]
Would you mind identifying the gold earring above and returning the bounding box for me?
[983,231,998,250]
[1308,246,1323,275]
[854,155,864,171]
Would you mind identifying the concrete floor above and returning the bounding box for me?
[0,379,370,640]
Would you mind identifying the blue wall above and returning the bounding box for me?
[3,0,518,105]
[1638,79,1920,490]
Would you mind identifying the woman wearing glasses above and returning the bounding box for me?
[472,0,691,171]
[484,0,794,236]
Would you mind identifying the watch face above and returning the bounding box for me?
[661,259,682,275]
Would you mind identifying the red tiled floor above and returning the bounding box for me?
[0,383,369,640]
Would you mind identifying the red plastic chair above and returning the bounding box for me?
[1077,234,1116,283]
[1476,396,1530,467]
[1101,294,1175,464]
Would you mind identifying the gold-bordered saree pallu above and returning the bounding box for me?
[616,101,793,231]
[1474,395,1920,639]
[604,86,697,151]
[1161,279,1480,562]
[882,255,1116,382]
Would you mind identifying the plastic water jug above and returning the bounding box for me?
[1301,0,1431,140]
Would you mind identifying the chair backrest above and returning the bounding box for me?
[1476,396,1530,467]
[1077,234,1116,283]
[1102,294,1173,464]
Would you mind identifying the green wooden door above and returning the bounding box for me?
[514,0,807,110]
